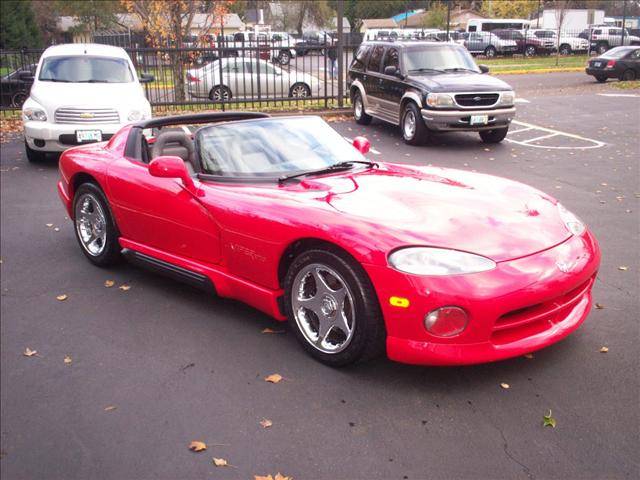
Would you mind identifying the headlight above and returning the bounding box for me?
[557,203,586,236]
[388,247,496,276]
[498,91,515,106]
[426,93,454,108]
[23,107,47,122]
[128,110,146,121]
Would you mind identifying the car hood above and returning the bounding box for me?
[408,73,512,93]
[305,164,571,262]
[29,81,148,110]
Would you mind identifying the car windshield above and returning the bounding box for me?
[196,117,365,178]
[601,47,635,58]
[39,56,134,83]
[404,45,479,73]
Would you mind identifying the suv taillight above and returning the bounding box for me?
[187,73,200,82]
[606,60,617,68]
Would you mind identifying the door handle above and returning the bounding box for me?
[363,75,367,80]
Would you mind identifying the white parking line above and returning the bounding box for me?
[514,98,530,103]
[505,120,605,150]
[507,126,534,135]
[597,93,640,98]
[343,137,381,155]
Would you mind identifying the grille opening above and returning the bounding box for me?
[455,93,499,107]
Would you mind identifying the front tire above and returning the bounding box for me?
[278,50,291,65]
[479,127,509,144]
[524,45,536,57]
[484,46,497,58]
[621,69,636,81]
[209,85,232,101]
[11,91,28,108]
[559,44,571,55]
[283,249,385,367]
[597,43,608,55]
[352,91,372,125]
[289,82,311,98]
[401,102,428,145]
[73,183,122,267]
[24,140,45,163]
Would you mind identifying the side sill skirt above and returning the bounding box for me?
[121,248,216,294]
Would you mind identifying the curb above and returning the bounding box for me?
[492,67,585,75]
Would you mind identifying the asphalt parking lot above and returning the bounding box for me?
[1,75,639,480]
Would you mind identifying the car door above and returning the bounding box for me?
[107,151,221,265]
[223,58,256,99]
[377,47,403,124]
[254,59,283,98]
[364,44,385,114]
[466,32,482,53]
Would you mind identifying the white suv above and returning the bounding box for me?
[529,29,589,55]
[22,43,153,161]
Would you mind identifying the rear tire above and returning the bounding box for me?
[73,183,122,267]
[209,85,232,101]
[479,127,509,144]
[559,44,571,55]
[524,45,536,57]
[25,140,46,163]
[283,248,385,367]
[484,46,497,58]
[289,82,311,98]
[278,50,291,65]
[353,91,372,125]
[401,102,428,146]
[621,69,636,81]
[597,43,608,55]
[595,75,607,83]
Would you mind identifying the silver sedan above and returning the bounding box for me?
[186,57,320,101]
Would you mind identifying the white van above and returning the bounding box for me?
[22,43,153,161]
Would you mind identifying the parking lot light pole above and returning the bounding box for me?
[446,1,451,40]
[337,0,344,108]
[621,0,627,46]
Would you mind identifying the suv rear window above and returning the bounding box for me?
[368,45,384,73]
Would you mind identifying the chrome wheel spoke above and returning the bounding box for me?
[74,192,108,257]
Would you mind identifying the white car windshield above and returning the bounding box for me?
[405,45,480,73]
[196,117,365,177]
[39,56,134,83]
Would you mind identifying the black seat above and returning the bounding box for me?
[150,131,199,174]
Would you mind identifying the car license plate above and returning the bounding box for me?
[593,61,602,67]
[470,115,488,126]
[76,130,102,143]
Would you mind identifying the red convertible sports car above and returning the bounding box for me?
[57,112,600,366]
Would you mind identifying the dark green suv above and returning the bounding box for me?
[348,41,516,145]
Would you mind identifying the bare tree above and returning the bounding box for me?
[554,0,573,66]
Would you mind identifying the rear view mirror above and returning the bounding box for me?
[19,72,35,82]
[149,155,193,188]
[352,136,370,154]
[140,73,155,83]
[384,65,398,76]
[478,64,489,74]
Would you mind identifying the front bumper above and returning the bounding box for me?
[364,232,600,366]
[24,121,122,153]
[420,106,516,132]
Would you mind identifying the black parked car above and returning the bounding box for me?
[0,64,37,108]
[585,46,640,82]
[348,41,516,145]
[295,31,333,56]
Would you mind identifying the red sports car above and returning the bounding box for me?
[57,113,600,366]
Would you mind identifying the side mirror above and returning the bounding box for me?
[352,136,370,154]
[140,73,155,83]
[478,64,489,74]
[149,156,194,188]
[19,72,35,82]
[384,65,398,76]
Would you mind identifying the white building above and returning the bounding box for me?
[532,9,605,31]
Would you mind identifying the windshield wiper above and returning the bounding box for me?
[278,160,377,183]
[41,78,71,82]
[444,67,477,73]
[409,67,446,74]
[78,79,110,83]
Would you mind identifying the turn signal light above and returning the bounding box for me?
[389,296,410,308]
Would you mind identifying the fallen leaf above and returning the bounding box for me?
[54,227,60,232]
[189,441,207,452]
[275,474,291,480]
[260,418,273,428]
[213,457,228,467]
[63,355,72,365]
[265,374,283,384]
[119,285,131,291]
[45,223,53,227]
[600,346,609,353]
[594,303,605,309]
[618,266,628,271]
[56,294,68,301]
[262,328,285,334]
[524,353,534,359]
[23,348,38,357]
[255,476,274,480]
[104,280,115,288]
[500,383,510,389]
[104,406,117,411]
[543,410,556,428]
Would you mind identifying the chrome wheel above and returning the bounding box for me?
[403,109,416,139]
[291,84,310,97]
[291,263,356,354]
[211,86,231,101]
[75,193,107,257]
[354,96,363,119]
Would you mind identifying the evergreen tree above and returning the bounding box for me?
[0,0,42,49]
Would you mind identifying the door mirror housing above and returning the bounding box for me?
[352,136,370,154]
[478,64,489,74]
[149,156,194,189]
[19,72,35,82]
[384,65,398,76]
[140,73,155,83]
